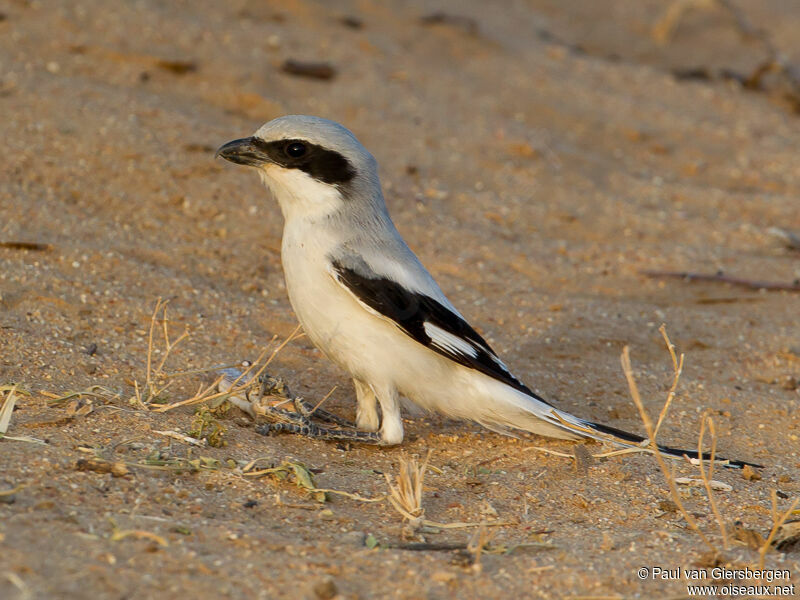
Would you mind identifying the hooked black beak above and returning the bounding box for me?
[215,136,271,167]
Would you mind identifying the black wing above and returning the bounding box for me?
[330,259,552,404]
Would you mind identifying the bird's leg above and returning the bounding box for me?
[353,379,380,432]
[375,384,403,445]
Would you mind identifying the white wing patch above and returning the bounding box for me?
[424,322,479,358]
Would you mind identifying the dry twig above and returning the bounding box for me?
[131,298,190,407]
[654,324,683,439]
[151,325,301,413]
[697,414,729,548]
[109,518,168,546]
[621,344,716,553]
[153,430,206,447]
[466,521,496,572]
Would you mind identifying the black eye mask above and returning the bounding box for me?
[252,138,356,185]
[216,137,356,185]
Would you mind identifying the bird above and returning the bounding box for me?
[216,115,758,468]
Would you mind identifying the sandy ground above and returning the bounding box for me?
[1,1,799,598]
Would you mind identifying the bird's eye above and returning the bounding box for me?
[285,142,307,158]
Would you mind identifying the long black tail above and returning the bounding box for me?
[587,420,763,469]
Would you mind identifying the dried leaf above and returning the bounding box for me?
[289,461,326,503]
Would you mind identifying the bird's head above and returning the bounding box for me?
[216,115,381,220]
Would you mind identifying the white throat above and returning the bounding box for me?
[258,165,344,222]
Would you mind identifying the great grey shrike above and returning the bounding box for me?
[216,115,756,468]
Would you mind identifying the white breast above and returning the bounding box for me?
[280,217,423,389]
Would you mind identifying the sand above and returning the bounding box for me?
[1,1,799,598]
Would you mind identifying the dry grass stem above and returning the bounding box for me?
[590,447,662,460]
[143,299,159,398]
[164,363,246,378]
[150,373,226,413]
[307,488,385,503]
[109,520,169,547]
[152,324,302,413]
[44,386,119,406]
[525,446,573,458]
[697,414,728,548]
[133,298,189,406]
[526,443,679,462]
[759,490,800,569]
[653,324,684,439]
[0,387,40,443]
[0,484,25,497]
[131,380,143,409]
[526,442,688,463]
[3,571,30,600]
[621,344,715,553]
[652,0,717,44]
[0,385,19,434]
[385,450,432,522]
[467,522,496,572]
[155,301,189,375]
[239,458,384,503]
[306,385,337,417]
[131,297,285,411]
[153,430,206,447]
[423,520,513,530]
